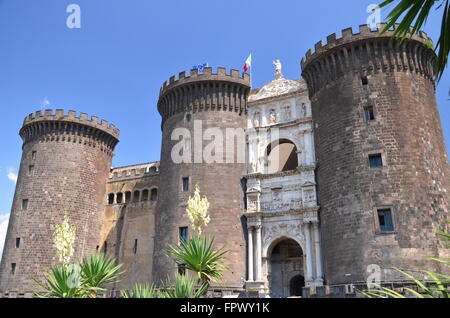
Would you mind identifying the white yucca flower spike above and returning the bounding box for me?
[52,210,76,266]
[186,184,210,235]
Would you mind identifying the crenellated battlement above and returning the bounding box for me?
[301,24,436,97]
[157,67,251,123]
[109,162,160,181]
[301,23,432,68]
[159,67,250,96]
[22,109,120,139]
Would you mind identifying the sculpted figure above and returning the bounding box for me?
[273,59,283,79]
[269,109,277,124]
[284,106,291,121]
[302,103,307,117]
[253,112,261,127]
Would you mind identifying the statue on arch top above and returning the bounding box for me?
[273,59,283,79]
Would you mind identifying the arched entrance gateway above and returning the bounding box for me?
[268,238,305,298]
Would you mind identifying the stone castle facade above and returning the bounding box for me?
[1,24,449,298]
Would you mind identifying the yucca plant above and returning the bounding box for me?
[121,283,159,298]
[79,253,124,297]
[378,0,449,80]
[35,264,88,298]
[159,274,208,298]
[35,253,124,298]
[167,235,228,286]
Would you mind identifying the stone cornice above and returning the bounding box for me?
[244,165,316,180]
[247,117,313,131]
[243,205,320,220]
[248,88,308,107]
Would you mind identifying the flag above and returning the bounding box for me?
[243,54,252,72]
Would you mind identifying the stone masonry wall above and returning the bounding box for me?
[301,25,450,285]
[0,110,119,292]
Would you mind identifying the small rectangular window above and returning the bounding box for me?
[22,199,29,210]
[361,76,368,85]
[377,209,394,232]
[182,177,189,192]
[364,106,375,121]
[11,263,16,275]
[134,239,138,254]
[31,151,37,160]
[369,154,383,168]
[179,227,188,244]
[28,165,34,176]
[16,237,20,248]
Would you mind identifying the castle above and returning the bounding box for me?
[1,24,449,298]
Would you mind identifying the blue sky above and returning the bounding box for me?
[0,0,449,255]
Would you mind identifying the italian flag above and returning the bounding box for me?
[243,54,252,72]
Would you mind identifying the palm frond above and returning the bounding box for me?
[167,235,228,284]
[378,0,449,80]
[121,283,159,298]
[79,253,124,297]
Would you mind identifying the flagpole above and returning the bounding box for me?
[250,54,253,88]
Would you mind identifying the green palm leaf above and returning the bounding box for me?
[159,275,208,298]
[121,283,159,298]
[378,0,449,80]
[167,235,228,285]
[79,253,124,297]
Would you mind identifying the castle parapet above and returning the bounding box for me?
[109,162,160,181]
[301,24,436,97]
[157,67,251,123]
[19,109,120,155]
[22,109,120,139]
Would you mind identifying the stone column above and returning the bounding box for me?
[255,225,262,281]
[304,130,312,166]
[247,226,254,282]
[304,222,314,284]
[296,150,303,168]
[313,222,323,282]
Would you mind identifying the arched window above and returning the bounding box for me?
[266,139,298,173]
[116,193,123,204]
[108,193,114,205]
[150,188,158,201]
[125,191,131,203]
[133,190,140,202]
[142,189,149,201]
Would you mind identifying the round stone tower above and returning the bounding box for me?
[301,24,450,285]
[153,67,250,287]
[0,109,119,293]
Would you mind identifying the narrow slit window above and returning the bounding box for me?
[182,177,189,192]
[11,263,16,275]
[22,199,29,210]
[361,76,368,85]
[179,227,188,244]
[364,106,375,121]
[16,237,20,248]
[31,151,37,160]
[134,239,138,254]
